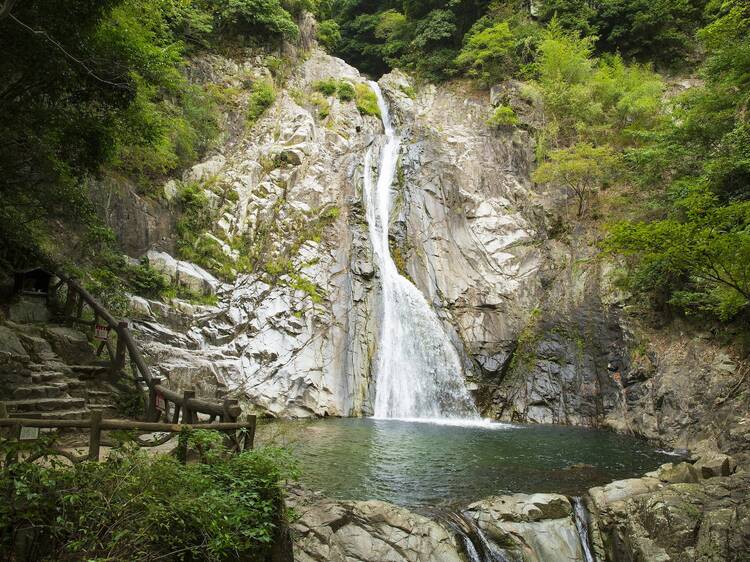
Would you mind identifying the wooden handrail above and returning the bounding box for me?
[50,269,239,423]
[0,418,257,432]
[56,272,119,327]
[0,414,257,463]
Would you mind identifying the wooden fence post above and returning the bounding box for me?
[62,283,77,319]
[177,429,189,464]
[147,378,162,422]
[112,321,128,375]
[182,390,196,424]
[243,416,257,451]
[223,398,239,423]
[88,411,102,461]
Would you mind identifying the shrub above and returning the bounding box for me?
[313,78,339,96]
[129,257,170,299]
[337,81,356,101]
[247,80,276,126]
[317,19,341,51]
[310,93,331,119]
[454,22,515,85]
[488,105,519,127]
[214,0,299,40]
[0,438,297,561]
[355,83,381,117]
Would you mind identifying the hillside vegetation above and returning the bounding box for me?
[1,0,749,327]
[319,0,749,329]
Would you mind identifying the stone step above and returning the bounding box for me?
[87,389,114,398]
[11,382,70,399]
[9,408,90,420]
[31,371,67,384]
[4,397,86,413]
[71,364,110,374]
[87,403,118,415]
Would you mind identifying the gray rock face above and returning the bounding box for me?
[146,250,221,296]
[466,494,586,562]
[92,42,749,464]
[587,459,750,562]
[118,49,383,417]
[292,498,465,562]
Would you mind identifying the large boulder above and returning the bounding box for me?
[587,471,750,561]
[292,499,464,562]
[42,326,94,365]
[146,250,221,296]
[694,453,737,479]
[0,325,30,360]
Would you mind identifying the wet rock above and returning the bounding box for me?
[466,494,583,562]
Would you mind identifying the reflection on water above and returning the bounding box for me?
[257,418,678,509]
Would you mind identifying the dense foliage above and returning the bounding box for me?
[321,0,492,79]
[606,0,750,323]
[536,0,707,66]
[0,0,299,271]
[1,0,746,327]
[0,435,296,561]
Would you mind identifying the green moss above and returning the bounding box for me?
[313,78,339,96]
[337,81,355,101]
[247,80,275,126]
[310,93,330,119]
[399,84,416,99]
[238,203,340,304]
[508,307,542,376]
[355,83,381,117]
[488,105,519,128]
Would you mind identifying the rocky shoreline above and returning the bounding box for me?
[288,452,748,562]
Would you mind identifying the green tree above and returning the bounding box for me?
[317,18,341,51]
[455,21,515,85]
[606,0,750,322]
[532,143,619,217]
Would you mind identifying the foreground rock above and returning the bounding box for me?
[291,499,464,562]
[465,493,585,562]
[587,458,750,561]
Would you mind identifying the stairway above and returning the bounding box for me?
[1,322,124,421]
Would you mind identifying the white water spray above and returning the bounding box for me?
[363,81,478,420]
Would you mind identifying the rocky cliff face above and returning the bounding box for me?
[98,38,749,459]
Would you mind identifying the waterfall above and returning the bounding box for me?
[572,497,597,562]
[363,81,479,421]
[441,512,510,562]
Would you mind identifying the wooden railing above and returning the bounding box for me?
[50,272,241,424]
[0,410,256,464]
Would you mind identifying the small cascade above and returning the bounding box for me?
[363,80,479,421]
[571,497,597,562]
[441,512,510,562]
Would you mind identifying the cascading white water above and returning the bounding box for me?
[572,497,597,562]
[363,81,479,420]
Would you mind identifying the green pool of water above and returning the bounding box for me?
[258,418,678,509]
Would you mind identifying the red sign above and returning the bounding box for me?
[94,324,109,341]
[155,392,166,412]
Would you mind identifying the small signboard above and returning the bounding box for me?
[94,324,109,341]
[155,392,166,412]
[19,426,39,441]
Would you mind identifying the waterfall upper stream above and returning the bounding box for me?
[364,82,478,420]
